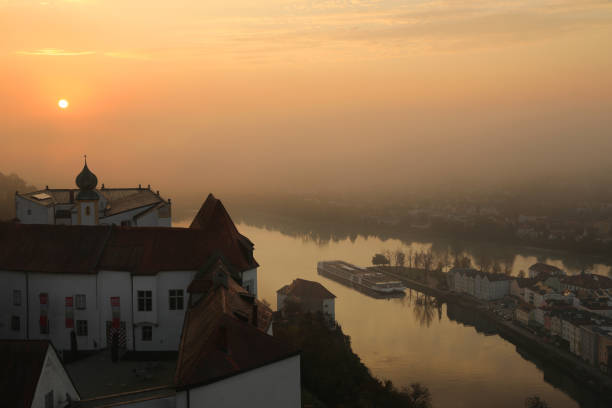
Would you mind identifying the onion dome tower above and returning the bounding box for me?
[75,156,99,225]
[75,156,99,200]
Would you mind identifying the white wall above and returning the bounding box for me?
[241,268,257,296]
[0,270,27,339]
[97,271,134,350]
[15,196,51,224]
[78,201,98,225]
[31,346,79,408]
[178,354,301,408]
[28,273,99,351]
[155,271,196,350]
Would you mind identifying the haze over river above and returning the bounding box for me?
[176,218,611,408]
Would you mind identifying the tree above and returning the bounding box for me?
[422,250,434,272]
[403,383,432,408]
[372,253,390,266]
[394,249,406,269]
[525,396,550,408]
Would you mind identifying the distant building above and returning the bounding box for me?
[0,194,258,353]
[0,339,80,408]
[15,159,171,227]
[448,269,514,301]
[277,279,336,321]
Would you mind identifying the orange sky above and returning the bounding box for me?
[1,0,612,195]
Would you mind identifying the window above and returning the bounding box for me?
[142,326,152,341]
[121,220,132,226]
[169,289,184,310]
[13,290,21,306]
[85,206,91,216]
[75,294,86,310]
[11,316,20,331]
[45,391,54,408]
[27,209,32,216]
[76,320,88,336]
[137,291,152,311]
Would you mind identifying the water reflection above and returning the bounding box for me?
[174,218,607,407]
[223,213,612,277]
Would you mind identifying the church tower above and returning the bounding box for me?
[75,156,99,225]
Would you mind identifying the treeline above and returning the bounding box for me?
[371,248,515,276]
[0,172,36,220]
[274,305,432,408]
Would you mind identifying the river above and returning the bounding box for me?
[176,218,610,407]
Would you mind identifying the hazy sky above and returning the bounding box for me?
[1,0,611,195]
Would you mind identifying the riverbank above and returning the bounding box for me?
[377,268,612,401]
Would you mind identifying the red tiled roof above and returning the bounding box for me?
[277,278,336,299]
[175,263,294,388]
[561,274,612,290]
[529,263,563,275]
[0,223,111,274]
[0,340,50,408]
[189,194,258,268]
[0,195,256,274]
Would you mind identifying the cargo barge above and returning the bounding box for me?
[317,260,406,298]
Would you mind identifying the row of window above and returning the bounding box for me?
[11,291,87,309]
[10,316,88,336]
[12,316,155,343]
[137,289,184,311]
[11,290,184,311]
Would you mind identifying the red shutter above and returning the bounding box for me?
[111,297,120,328]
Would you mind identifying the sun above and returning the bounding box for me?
[58,99,69,109]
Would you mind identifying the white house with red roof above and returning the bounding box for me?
[277,278,336,321]
[0,194,259,353]
[15,159,171,227]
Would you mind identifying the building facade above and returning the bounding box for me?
[15,160,171,227]
[0,195,259,353]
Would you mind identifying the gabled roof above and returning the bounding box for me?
[0,207,256,275]
[277,278,336,299]
[189,193,258,269]
[17,188,168,217]
[175,263,292,389]
[0,340,65,408]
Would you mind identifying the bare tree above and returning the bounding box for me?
[422,249,434,272]
[394,249,406,271]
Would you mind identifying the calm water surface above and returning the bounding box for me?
[178,219,608,407]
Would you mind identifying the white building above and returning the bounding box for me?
[0,340,80,408]
[0,195,259,353]
[449,269,513,301]
[277,278,336,321]
[15,159,171,227]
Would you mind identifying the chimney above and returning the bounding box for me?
[252,304,258,326]
[69,191,74,203]
[138,184,142,189]
[147,184,151,189]
[156,190,159,196]
[45,185,49,190]
[101,183,105,189]
[168,198,172,204]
